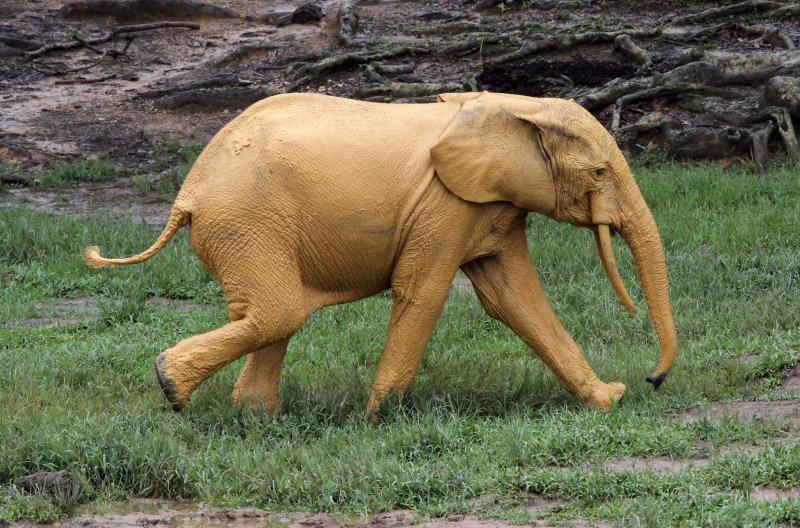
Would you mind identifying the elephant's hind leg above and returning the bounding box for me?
[155,278,306,411]
[232,336,291,413]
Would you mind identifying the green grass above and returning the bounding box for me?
[1,162,799,526]
[39,157,119,187]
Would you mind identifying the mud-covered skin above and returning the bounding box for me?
[85,92,677,418]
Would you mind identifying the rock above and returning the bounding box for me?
[14,470,85,496]
[764,76,800,118]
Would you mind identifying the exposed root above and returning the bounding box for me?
[420,21,488,35]
[137,74,241,99]
[210,42,285,69]
[487,29,662,66]
[26,21,200,58]
[287,45,432,86]
[687,22,794,49]
[153,86,283,110]
[613,34,651,66]
[612,82,739,135]
[668,0,785,26]
[441,34,521,58]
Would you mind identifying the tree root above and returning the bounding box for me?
[687,21,794,49]
[287,46,432,87]
[441,35,520,57]
[611,82,739,135]
[668,0,784,26]
[137,74,242,99]
[353,82,463,99]
[26,21,200,58]
[613,34,651,66]
[154,86,283,110]
[487,29,662,66]
[210,42,286,69]
[338,2,359,45]
[764,76,800,118]
[420,21,488,35]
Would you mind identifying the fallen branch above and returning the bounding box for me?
[487,29,662,66]
[338,2,359,45]
[26,21,200,58]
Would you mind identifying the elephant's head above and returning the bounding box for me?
[431,91,677,389]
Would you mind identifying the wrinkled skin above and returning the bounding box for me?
[85,91,677,419]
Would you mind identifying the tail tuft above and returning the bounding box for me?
[84,246,112,268]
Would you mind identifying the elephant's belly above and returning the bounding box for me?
[295,221,398,310]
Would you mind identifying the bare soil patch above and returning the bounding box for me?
[676,399,800,422]
[4,296,217,328]
[748,486,800,502]
[777,364,800,393]
[0,184,173,225]
[604,456,711,473]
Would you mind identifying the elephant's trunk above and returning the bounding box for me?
[619,191,678,389]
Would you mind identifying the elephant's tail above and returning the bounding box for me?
[83,202,191,268]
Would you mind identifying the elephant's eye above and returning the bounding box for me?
[596,168,606,177]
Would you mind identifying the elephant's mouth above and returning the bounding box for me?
[594,223,636,314]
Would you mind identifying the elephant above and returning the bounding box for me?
[84,91,677,419]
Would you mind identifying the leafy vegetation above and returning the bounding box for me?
[0,162,798,526]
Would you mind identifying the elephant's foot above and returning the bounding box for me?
[582,381,626,410]
[155,354,189,411]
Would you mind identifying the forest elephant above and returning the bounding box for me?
[84,91,678,419]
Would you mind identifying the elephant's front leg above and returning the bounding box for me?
[462,227,626,410]
[365,267,455,422]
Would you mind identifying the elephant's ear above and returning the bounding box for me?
[437,92,485,104]
[430,96,556,214]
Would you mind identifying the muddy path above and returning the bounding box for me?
[5,500,612,528]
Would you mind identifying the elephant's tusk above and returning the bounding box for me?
[595,224,637,314]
